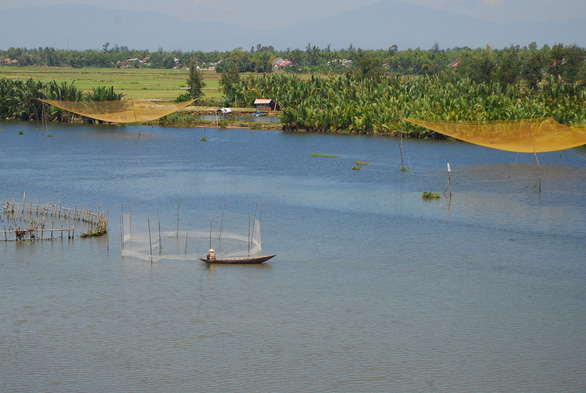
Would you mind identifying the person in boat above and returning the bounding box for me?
[206,248,216,261]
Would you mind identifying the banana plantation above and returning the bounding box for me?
[237,73,586,136]
[0,78,123,122]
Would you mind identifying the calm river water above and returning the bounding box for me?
[1,121,584,392]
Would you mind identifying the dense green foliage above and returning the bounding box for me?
[2,43,584,135]
[0,77,122,121]
[236,73,586,135]
[2,43,584,82]
[187,59,205,100]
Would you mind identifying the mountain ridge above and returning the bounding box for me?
[1,1,584,51]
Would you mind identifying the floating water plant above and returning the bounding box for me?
[355,161,371,165]
[18,131,24,135]
[80,226,107,237]
[352,165,362,170]
[47,133,54,137]
[311,153,340,158]
[421,191,441,200]
[200,137,207,141]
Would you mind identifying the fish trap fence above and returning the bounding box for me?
[1,196,108,241]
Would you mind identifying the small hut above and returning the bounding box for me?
[253,98,279,111]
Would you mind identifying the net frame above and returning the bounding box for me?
[39,99,195,123]
[403,117,586,153]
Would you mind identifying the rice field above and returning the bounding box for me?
[0,66,222,101]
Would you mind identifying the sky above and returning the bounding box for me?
[1,0,585,30]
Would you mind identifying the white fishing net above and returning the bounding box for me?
[120,210,262,262]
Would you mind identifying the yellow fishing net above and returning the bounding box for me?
[39,99,194,123]
[403,118,586,153]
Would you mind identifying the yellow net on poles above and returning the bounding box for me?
[39,99,194,123]
[403,117,586,153]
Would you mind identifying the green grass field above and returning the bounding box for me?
[0,66,223,102]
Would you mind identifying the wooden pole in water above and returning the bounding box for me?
[176,198,180,238]
[148,216,153,263]
[219,201,225,241]
[209,221,212,250]
[120,214,124,249]
[251,204,258,245]
[528,124,542,193]
[128,199,132,236]
[157,210,162,255]
[131,98,141,136]
[447,162,452,197]
[399,131,406,171]
[185,232,188,255]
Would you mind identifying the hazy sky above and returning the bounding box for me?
[1,0,584,29]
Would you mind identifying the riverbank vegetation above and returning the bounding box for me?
[1,43,584,135]
[239,72,586,136]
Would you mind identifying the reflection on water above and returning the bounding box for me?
[198,114,281,123]
[0,121,584,392]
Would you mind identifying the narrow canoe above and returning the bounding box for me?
[199,255,276,264]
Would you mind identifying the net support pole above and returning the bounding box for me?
[447,162,452,197]
[131,98,141,136]
[528,126,542,193]
[148,216,153,263]
[176,198,180,238]
[158,211,162,255]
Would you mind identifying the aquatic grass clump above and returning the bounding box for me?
[355,161,371,165]
[18,131,24,135]
[311,153,340,158]
[80,226,107,238]
[352,165,362,170]
[421,191,441,200]
[47,133,55,137]
[200,137,207,141]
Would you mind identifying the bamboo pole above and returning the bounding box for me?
[447,162,452,197]
[129,199,132,236]
[219,202,226,241]
[176,198,180,238]
[157,210,162,255]
[120,215,123,250]
[148,217,153,263]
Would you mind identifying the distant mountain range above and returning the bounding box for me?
[1,1,584,51]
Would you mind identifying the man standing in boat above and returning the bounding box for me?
[207,248,216,261]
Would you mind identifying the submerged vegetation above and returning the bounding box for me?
[422,191,441,200]
[311,153,340,157]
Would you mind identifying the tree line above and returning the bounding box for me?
[0,78,122,121]
[1,42,585,84]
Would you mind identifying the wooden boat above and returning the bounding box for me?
[199,254,276,264]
